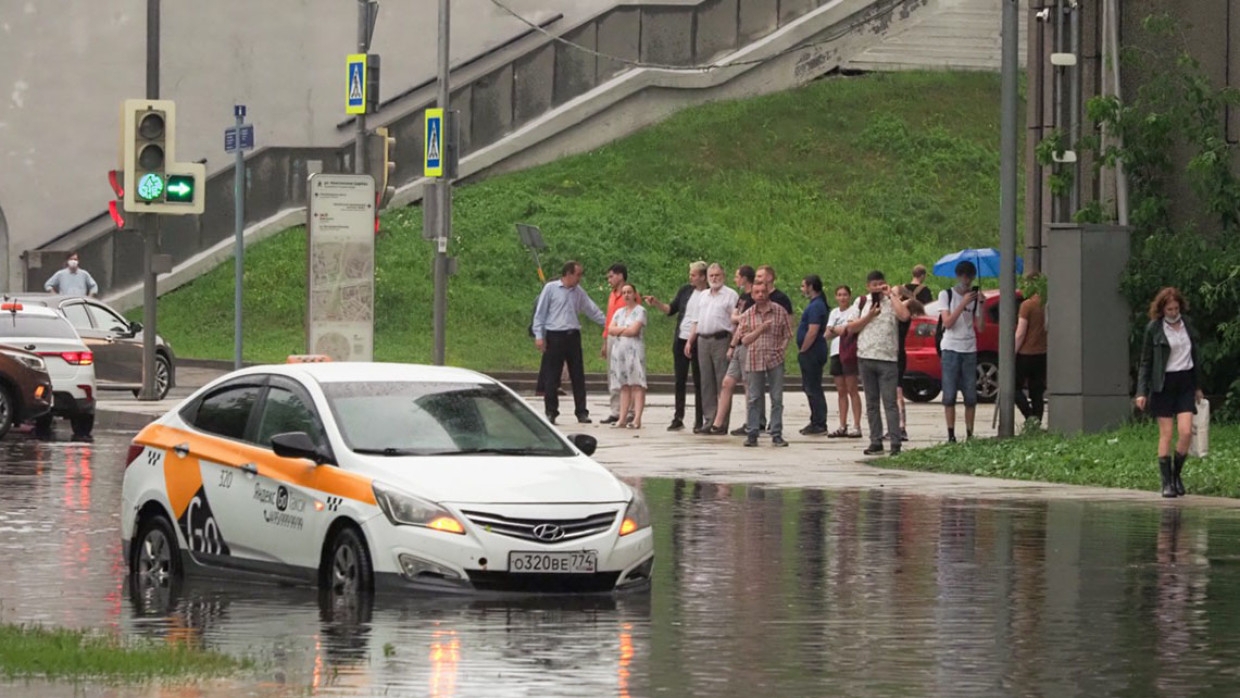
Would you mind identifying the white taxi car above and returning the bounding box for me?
[122,362,654,595]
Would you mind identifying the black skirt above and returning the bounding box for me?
[1151,370,1197,418]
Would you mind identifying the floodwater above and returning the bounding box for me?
[5,432,1240,697]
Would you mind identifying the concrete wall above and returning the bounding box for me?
[0,0,598,290]
[20,0,935,305]
[1117,0,1240,237]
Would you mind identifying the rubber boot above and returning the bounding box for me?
[1173,452,1187,497]
[1159,457,1177,498]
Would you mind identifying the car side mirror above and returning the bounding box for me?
[129,321,143,334]
[568,433,598,456]
[271,431,332,465]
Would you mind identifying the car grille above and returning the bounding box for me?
[460,509,619,544]
[465,571,622,593]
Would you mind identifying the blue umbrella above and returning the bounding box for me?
[932,248,1024,279]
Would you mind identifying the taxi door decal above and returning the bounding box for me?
[178,485,231,557]
[158,440,231,558]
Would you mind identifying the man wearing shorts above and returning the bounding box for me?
[938,261,985,442]
[707,266,757,435]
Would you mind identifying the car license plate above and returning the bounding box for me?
[508,550,598,574]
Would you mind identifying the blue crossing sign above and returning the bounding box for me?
[225,125,255,153]
[346,54,367,115]
[424,108,443,177]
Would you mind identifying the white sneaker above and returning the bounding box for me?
[847,426,863,439]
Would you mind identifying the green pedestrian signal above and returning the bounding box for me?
[165,174,195,203]
[137,172,165,201]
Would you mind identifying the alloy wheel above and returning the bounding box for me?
[138,527,173,588]
[332,543,359,595]
[977,359,1000,402]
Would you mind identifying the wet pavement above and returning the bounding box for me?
[7,430,1240,696]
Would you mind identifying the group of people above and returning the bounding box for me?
[530,259,1056,456]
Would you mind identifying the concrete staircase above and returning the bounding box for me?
[848,0,1028,72]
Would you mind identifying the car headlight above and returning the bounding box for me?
[0,349,46,372]
[620,487,651,536]
[372,482,465,534]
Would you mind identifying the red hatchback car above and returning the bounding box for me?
[903,289,1020,404]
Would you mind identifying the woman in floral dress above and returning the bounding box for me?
[608,283,648,428]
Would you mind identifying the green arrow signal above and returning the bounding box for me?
[165,175,195,202]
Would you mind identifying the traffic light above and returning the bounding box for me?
[122,99,177,211]
[119,99,205,215]
[367,126,397,208]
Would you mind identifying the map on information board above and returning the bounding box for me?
[307,174,376,362]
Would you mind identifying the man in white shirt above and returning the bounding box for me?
[686,263,740,433]
[937,260,986,442]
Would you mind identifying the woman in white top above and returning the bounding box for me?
[608,284,648,428]
[1135,287,1204,498]
[824,285,863,438]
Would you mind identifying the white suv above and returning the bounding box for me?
[0,301,97,440]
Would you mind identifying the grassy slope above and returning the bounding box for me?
[0,624,250,679]
[152,71,1013,373]
[887,424,1240,497]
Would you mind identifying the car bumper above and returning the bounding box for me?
[364,512,655,594]
[50,390,95,417]
[19,381,54,421]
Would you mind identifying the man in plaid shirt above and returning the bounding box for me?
[735,280,793,447]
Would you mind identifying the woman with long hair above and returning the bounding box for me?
[1135,287,1204,498]
[825,285,863,438]
[608,283,648,429]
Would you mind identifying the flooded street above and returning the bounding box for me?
[6,430,1240,696]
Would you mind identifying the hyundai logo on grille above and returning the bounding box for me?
[532,523,566,542]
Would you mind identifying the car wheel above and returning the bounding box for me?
[977,354,1000,404]
[131,354,172,400]
[132,513,182,602]
[903,380,941,404]
[0,384,14,439]
[324,527,374,597]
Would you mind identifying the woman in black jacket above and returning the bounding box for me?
[1135,287,1204,498]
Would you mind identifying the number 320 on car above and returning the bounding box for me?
[510,551,598,573]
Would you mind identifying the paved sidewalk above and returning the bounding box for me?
[94,366,1240,508]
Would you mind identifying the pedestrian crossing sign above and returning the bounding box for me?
[346,54,367,115]
[425,108,444,177]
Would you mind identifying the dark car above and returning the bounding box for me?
[0,344,54,438]
[6,294,176,400]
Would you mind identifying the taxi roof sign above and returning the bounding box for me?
[287,354,332,364]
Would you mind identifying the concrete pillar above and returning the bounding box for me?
[1046,223,1132,434]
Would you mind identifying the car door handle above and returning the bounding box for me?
[240,463,259,476]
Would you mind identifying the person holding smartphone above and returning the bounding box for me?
[846,270,911,456]
[938,260,985,443]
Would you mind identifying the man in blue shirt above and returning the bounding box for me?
[44,252,99,297]
[532,260,607,423]
[797,274,829,435]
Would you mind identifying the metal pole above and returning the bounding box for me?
[140,0,160,401]
[355,0,368,175]
[432,0,450,366]
[1108,0,1129,226]
[233,107,245,370]
[998,0,1019,438]
[1051,0,1065,223]
[1025,3,1046,274]
[1067,0,1081,216]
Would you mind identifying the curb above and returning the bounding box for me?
[96,409,159,432]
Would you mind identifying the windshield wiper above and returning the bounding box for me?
[353,447,425,456]
[422,447,567,457]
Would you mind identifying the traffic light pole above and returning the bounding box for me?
[432,0,451,366]
[997,0,1019,437]
[139,0,161,401]
[355,0,370,175]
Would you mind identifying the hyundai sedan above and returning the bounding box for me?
[122,362,654,596]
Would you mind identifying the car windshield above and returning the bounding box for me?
[322,381,574,457]
[0,314,78,339]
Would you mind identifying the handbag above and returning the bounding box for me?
[839,328,858,364]
[1191,398,1210,458]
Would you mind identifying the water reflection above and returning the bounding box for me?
[5,432,1240,696]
